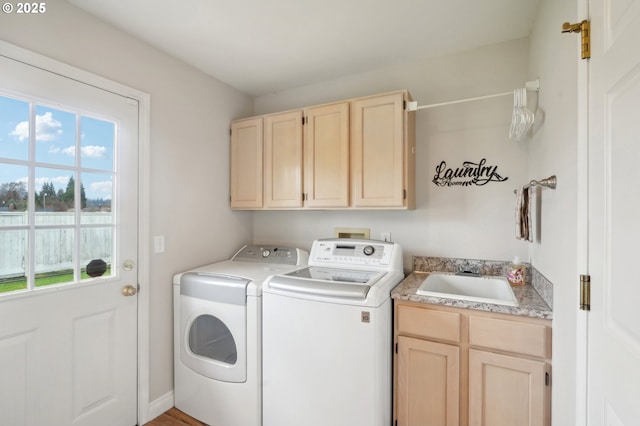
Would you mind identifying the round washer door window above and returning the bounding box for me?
[188,314,237,365]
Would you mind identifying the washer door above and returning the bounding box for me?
[180,273,249,383]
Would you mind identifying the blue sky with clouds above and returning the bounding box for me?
[0,94,114,200]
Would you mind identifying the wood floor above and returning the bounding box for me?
[143,408,207,426]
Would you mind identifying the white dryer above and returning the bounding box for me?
[173,245,308,426]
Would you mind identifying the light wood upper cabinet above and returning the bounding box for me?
[394,301,551,426]
[303,102,349,208]
[351,92,415,208]
[229,90,415,210]
[230,117,263,209]
[264,110,303,208]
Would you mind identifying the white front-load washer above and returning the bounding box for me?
[173,245,308,426]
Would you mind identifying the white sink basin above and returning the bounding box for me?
[416,272,518,306]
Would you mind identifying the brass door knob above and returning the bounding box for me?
[122,285,138,296]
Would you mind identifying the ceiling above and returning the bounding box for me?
[67,0,540,96]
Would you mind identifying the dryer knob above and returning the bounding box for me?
[363,245,375,256]
[262,249,271,258]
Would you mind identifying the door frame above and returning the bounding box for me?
[575,0,589,424]
[0,40,152,424]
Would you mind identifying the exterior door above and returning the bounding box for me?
[0,54,138,425]
[587,0,640,423]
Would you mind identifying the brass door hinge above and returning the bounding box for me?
[562,20,591,59]
[580,274,591,311]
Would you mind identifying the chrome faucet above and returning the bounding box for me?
[455,261,481,277]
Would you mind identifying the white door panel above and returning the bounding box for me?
[0,328,37,426]
[588,0,640,423]
[0,53,138,426]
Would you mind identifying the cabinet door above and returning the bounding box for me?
[264,110,303,208]
[351,92,406,207]
[468,349,550,426]
[396,336,460,426]
[230,117,263,209]
[304,102,349,208]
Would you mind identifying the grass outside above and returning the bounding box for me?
[0,267,112,293]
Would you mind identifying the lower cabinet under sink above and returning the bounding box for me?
[393,300,551,426]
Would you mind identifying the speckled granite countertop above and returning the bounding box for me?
[392,271,553,320]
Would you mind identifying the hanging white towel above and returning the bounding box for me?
[515,186,532,242]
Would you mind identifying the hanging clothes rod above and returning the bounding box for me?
[513,175,557,194]
[407,79,539,111]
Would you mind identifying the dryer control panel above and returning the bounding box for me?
[232,245,308,266]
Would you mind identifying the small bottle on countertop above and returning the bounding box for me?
[507,256,526,287]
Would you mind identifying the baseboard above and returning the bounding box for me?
[146,390,175,423]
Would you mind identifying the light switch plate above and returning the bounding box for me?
[153,235,165,253]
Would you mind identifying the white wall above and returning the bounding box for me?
[253,39,532,271]
[528,0,579,424]
[0,2,253,402]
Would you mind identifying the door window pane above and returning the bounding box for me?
[80,116,114,171]
[0,95,30,161]
[0,92,121,296]
[34,105,76,167]
[81,227,112,280]
[81,172,113,222]
[35,167,75,217]
[34,228,74,288]
[0,229,27,293]
[0,163,28,216]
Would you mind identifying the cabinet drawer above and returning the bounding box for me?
[397,305,460,343]
[469,316,550,358]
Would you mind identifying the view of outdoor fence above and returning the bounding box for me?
[0,211,113,278]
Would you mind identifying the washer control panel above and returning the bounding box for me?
[310,239,396,267]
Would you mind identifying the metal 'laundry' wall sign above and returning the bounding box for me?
[432,158,508,187]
